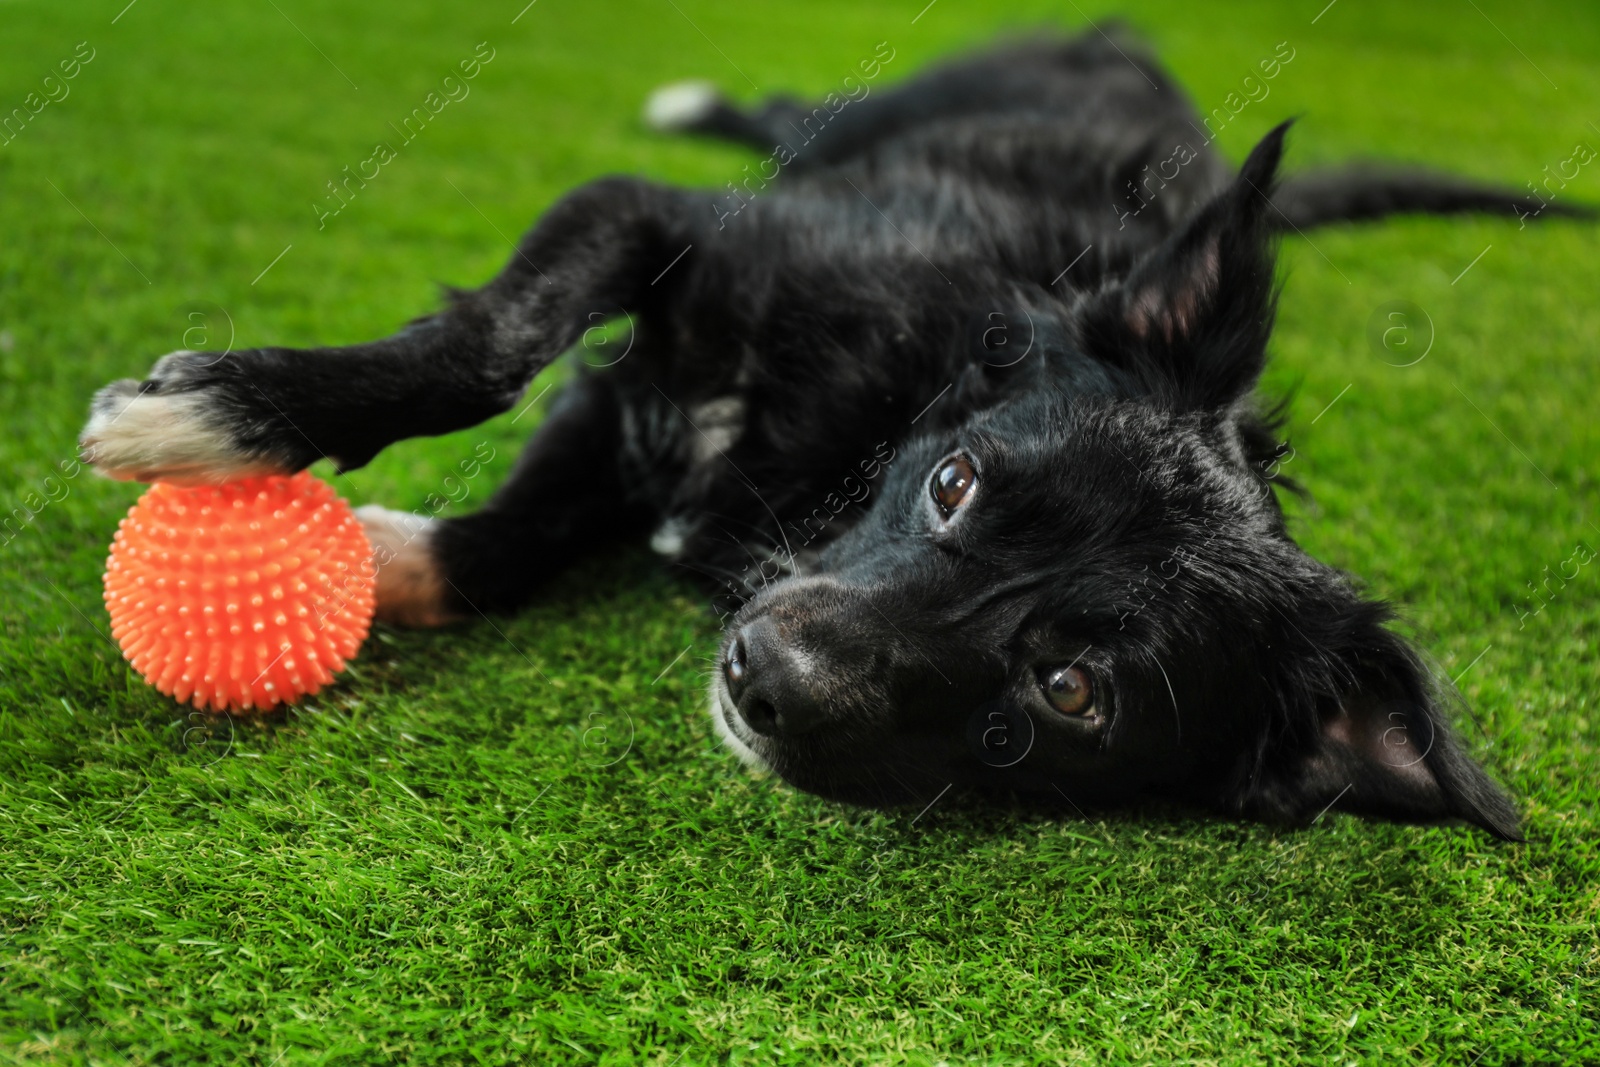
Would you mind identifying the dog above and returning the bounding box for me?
[81,30,1585,839]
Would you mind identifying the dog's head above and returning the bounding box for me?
[712,123,1520,839]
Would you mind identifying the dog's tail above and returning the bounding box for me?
[1269,166,1593,230]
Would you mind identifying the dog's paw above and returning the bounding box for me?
[80,351,285,484]
[643,79,722,131]
[357,505,463,628]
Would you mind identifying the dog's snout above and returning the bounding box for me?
[725,616,832,737]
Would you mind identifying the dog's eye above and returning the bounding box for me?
[930,455,976,516]
[1040,665,1093,716]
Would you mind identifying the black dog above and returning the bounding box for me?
[82,31,1581,839]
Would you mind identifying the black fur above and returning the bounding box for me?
[85,31,1585,839]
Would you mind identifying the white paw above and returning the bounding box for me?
[357,505,461,628]
[643,79,721,131]
[79,358,274,484]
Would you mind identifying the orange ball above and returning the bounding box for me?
[103,471,375,713]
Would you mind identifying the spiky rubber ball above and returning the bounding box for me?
[103,472,375,712]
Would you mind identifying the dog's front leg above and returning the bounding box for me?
[80,177,692,484]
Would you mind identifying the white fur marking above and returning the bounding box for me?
[687,395,745,462]
[644,80,720,131]
[80,387,261,484]
[649,516,690,558]
[357,505,459,628]
[709,680,768,769]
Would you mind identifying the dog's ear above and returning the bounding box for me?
[1249,604,1523,840]
[1084,121,1291,409]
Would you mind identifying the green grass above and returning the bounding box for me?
[2,0,1598,1063]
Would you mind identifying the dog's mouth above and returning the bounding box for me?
[708,669,966,806]
[709,675,771,769]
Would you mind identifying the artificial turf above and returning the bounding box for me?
[2,0,1597,1063]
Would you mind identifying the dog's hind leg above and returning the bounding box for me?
[644,32,1177,169]
[643,79,813,150]
[80,178,693,485]
[356,373,648,625]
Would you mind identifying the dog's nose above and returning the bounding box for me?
[724,616,831,737]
